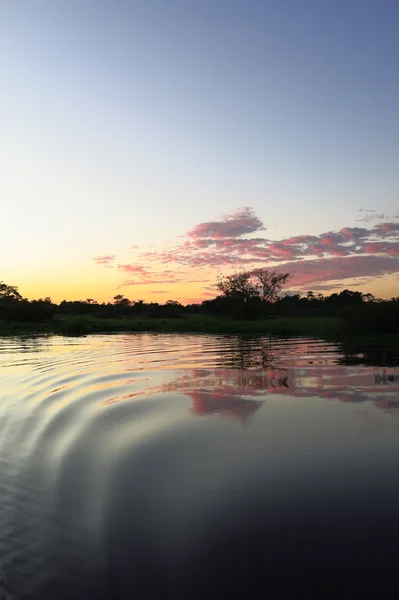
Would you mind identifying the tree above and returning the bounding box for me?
[0,281,22,301]
[216,268,291,303]
[362,293,375,302]
[216,271,258,302]
[113,294,131,307]
[250,268,291,302]
[165,300,183,307]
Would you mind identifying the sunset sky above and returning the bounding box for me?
[1,0,398,303]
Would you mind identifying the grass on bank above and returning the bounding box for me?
[0,314,339,336]
[0,314,398,350]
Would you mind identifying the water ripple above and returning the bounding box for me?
[1,333,399,598]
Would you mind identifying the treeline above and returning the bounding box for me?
[1,275,399,334]
[203,290,399,333]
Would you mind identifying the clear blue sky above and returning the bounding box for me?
[1,0,398,301]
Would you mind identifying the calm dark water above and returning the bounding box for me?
[1,333,399,599]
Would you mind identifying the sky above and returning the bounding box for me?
[1,0,398,303]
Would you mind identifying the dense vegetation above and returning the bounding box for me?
[1,271,398,341]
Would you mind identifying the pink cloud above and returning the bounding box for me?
[91,255,116,266]
[158,218,399,270]
[117,264,149,274]
[182,296,206,304]
[90,207,399,298]
[285,255,399,289]
[267,242,298,259]
[116,265,186,288]
[185,279,211,284]
[362,242,399,256]
[119,278,183,287]
[373,222,399,235]
[187,207,265,239]
[203,285,217,291]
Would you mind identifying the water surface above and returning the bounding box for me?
[1,334,399,599]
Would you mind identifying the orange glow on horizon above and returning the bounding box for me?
[10,277,399,304]
[4,263,398,304]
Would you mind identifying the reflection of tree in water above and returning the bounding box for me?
[217,335,399,371]
[339,343,399,367]
[99,335,399,418]
[0,335,51,355]
[216,336,287,370]
[161,368,290,394]
[161,368,290,426]
[374,369,399,384]
[215,335,339,370]
[102,361,399,417]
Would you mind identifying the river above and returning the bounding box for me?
[1,333,399,599]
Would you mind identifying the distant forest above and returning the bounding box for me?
[1,267,399,334]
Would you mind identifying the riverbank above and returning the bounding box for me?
[0,315,398,349]
[0,315,339,335]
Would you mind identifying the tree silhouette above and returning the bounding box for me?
[113,295,131,307]
[0,281,22,301]
[251,268,291,302]
[216,271,258,301]
[216,268,291,303]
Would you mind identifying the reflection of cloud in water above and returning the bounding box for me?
[162,369,289,425]
[189,391,262,425]
[103,364,399,422]
[286,366,399,411]
[168,365,399,418]
[102,368,289,424]
[162,369,289,426]
[374,370,399,384]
